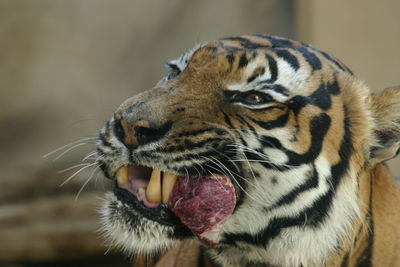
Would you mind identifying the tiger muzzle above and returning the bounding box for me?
[113,112,172,149]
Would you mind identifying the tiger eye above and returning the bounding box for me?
[245,93,263,103]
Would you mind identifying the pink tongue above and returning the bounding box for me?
[168,175,236,247]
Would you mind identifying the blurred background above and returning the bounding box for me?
[0,1,399,266]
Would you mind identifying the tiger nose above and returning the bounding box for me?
[113,113,171,148]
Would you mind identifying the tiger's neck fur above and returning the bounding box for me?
[153,164,399,267]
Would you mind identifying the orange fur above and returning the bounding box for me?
[101,35,400,266]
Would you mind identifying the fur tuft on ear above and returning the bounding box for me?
[369,86,400,163]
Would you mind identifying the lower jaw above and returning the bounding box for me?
[113,173,237,247]
[100,193,184,254]
[113,184,185,228]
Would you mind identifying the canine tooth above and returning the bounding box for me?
[162,172,177,203]
[146,169,162,203]
[138,188,145,196]
[116,165,129,187]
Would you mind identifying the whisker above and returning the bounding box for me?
[204,155,266,205]
[60,161,98,186]
[201,154,239,189]
[75,165,101,201]
[205,160,245,197]
[57,163,93,174]
[184,167,190,178]
[227,146,283,175]
[95,195,109,202]
[210,147,241,173]
[234,147,264,195]
[103,246,112,256]
[43,136,97,158]
[203,158,233,188]
[94,168,103,188]
[52,142,91,162]
[82,151,98,162]
[192,162,202,178]
[230,159,288,164]
[228,143,293,168]
[203,152,260,191]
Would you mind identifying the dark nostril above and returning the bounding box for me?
[135,121,172,146]
[114,117,172,148]
[114,119,125,143]
[136,125,166,145]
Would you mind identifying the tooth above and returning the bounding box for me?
[162,172,177,203]
[138,188,145,196]
[116,165,129,187]
[146,169,162,203]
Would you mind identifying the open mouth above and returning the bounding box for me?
[115,165,178,208]
[113,164,237,247]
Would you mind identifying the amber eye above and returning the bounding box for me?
[241,92,272,105]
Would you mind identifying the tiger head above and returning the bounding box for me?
[97,35,400,266]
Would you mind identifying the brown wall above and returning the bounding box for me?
[0,1,294,265]
[296,0,400,176]
[0,0,294,173]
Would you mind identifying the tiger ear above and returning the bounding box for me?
[369,86,400,163]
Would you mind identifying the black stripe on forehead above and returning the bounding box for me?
[272,48,300,71]
[221,37,269,49]
[226,53,235,64]
[219,35,352,76]
[288,76,341,114]
[309,84,333,110]
[310,47,353,75]
[238,53,249,68]
[221,36,322,74]
[265,54,278,83]
[253,34,294,48]
[292,46,322,71]
[247,67,265,83]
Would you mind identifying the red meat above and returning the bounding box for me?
[168,175,236,247]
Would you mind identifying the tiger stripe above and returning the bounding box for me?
[97,34,400,266]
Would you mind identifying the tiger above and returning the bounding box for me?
[97,34,400,267]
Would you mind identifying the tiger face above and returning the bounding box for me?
[97,35,400,266]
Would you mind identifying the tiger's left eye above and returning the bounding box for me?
[242,92,271,104]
